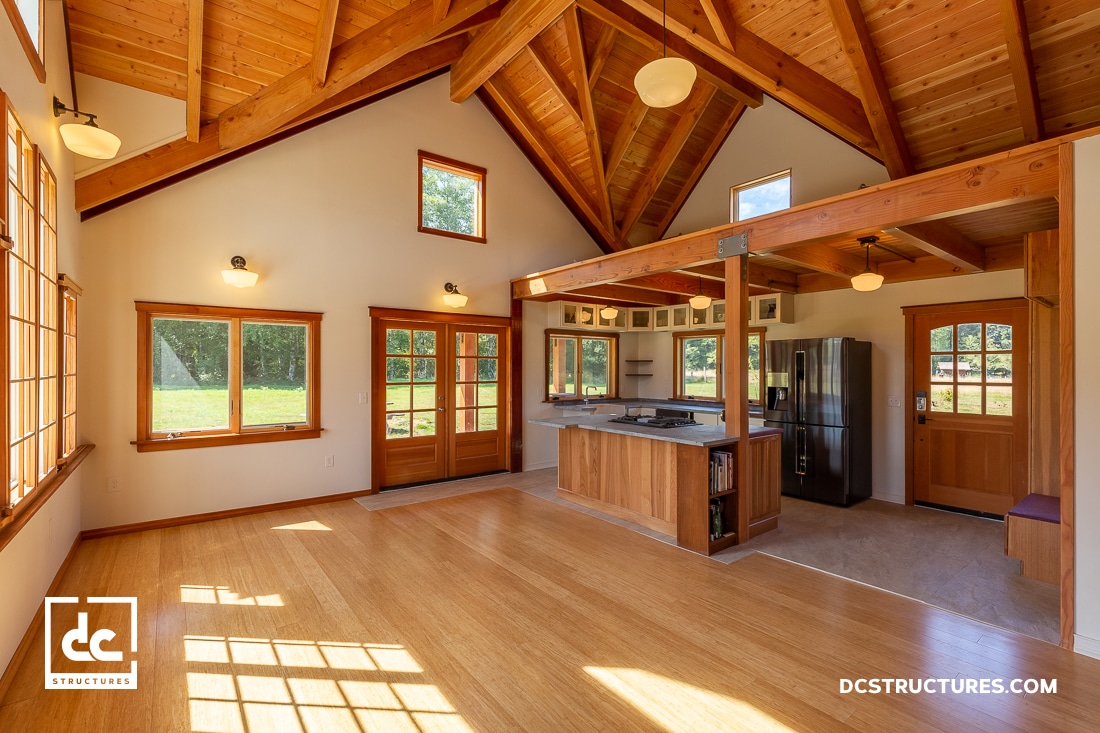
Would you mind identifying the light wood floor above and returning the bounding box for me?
[3,488,1098,732]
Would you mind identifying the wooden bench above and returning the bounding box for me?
[1005,494,1060,584]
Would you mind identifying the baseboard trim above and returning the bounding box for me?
[81,488,374,540]
[1074,633,1100,659]
[523,460,557,472]
[0,533,82,701]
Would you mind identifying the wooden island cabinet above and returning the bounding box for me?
[531,416,782,555]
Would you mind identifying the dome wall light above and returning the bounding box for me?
[688,276,712,310]
[222,256,259,288]
[851,236,884,292]
[443,282,468,308]
[633,0,697,108]
[52,96,122,160]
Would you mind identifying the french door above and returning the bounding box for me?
[370,310,509,489]
[907,299,1029,515]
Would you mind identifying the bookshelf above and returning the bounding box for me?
[624,358,653,377]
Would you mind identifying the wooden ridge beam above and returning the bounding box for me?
[598,0,874,155]
[219,0,495,150]
[186,0,203,142]
[1000,0,1044,143]
[699,0,736,51]
[75,38,467,213]
[510,138,1061,298]
[764,243,869,279]
[564,5,615,235]
[450,0,573,103]
[826,0,911,178]
[619,84,715,236]
[578,0,762,109]
[588,26,618,87]
[886,222,986,273]
[311,0,342,87]
[619,272,725,298]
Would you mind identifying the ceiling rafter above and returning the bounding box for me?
[587,25,618,87]
[185,0,203,142]
[886,223,986,273]
[683,261,801,292]
[218,0,498,151]
[564,5,615,236]
[698,0,736,52]
[619,83,715,237]
[567,283,686,305]
[604,96,648,182]
[311,0,342,88]
[433,0,453,23]
[619,272,725,298]
[450,0,575,103]
[762,244,870,280]
[525,37,581,121]
[999,0,1044,143]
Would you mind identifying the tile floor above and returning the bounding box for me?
[356,468,1060,644]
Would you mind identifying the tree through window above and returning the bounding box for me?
[418,151,486,243]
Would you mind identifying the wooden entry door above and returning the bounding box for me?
[371,313,509,489]
[908,299,1029,515]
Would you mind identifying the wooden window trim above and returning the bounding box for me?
[0,0,47,82]
[134,302,323,452]
[58,275,80,459]
[673,330,725,402]
[748,327,766,406]
[730,168,791,223]
[544,328,619,402]
[418,150,487,244]
[0,443,93,554]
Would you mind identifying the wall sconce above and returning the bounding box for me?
[222,256,259,288]
[599,305,619,320]
[443,282,468,308]
[688,277,712,310]
[851,236,885,292]
[52,96,121,160]
[633,0,697,107]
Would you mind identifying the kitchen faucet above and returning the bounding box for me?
[584,385,600,404]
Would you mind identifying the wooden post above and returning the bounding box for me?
[510,297,524,472]
[725,255,751,544]
[1057,142,1075,649]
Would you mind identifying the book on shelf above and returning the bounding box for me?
[709,498,724,541]
[709,449,734,495]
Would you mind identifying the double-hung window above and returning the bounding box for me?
[135,303,322,451]
[545,330,618,401]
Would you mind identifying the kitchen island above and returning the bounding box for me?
[530,415,782,555]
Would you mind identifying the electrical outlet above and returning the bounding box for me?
[359,392,368,404]
[324,455,334,468]
[888,396,901,407]
[106,477,120,493]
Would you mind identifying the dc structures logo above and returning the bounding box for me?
[44,597,138,689]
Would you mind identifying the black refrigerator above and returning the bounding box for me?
[763,337,872,506]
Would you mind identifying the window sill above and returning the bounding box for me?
[0,444,95,554]
[132,428,323,452]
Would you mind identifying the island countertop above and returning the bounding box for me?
[529,414,781,447]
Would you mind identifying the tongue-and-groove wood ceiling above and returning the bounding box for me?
[68,0,1097,292]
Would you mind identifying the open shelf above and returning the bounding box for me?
[624,373,653,377]
[708,532,738,553]
[710,488,737,499]
[625,359,653,363]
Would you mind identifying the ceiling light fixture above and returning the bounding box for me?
[52,96,121,160]
[633,0,697,108]
[443,282,468,308]
[599,305,619,320]
[688,277,712,310]
[222,256,259,288]
[851,236,885,292]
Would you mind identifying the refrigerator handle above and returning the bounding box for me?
[795,350,806,424]
[795,426,807,475]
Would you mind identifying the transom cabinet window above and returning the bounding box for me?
[673,329,765,404]
[545,330,618,401]
[418,150,486,244]
[730,170,791,222]
[135,303,322,451]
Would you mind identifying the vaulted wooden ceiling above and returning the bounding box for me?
[67,0,1098,293]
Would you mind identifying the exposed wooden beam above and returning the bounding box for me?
[219,0,495,150]
[699,0,736,51]
[186,0,203,142]
[597,0,875,155]
[826,0,912,178]
[578,0,762,109]
[75,39,467,213]
[450,0,574,103]
[481,79,623,251]
[588,26,618,87]
[526,38,581,121]
[433,0,452,23]
[511,139,1060,298]
[886,222,986,273]
[620,272,724,298]
[569,284,684,306]
[654,101,746,238]
[685,260,801,292]
[619,84,715,236]
[564,6,615,235]
[764,243,869,279]
[604,96,648,182]
[1000,0,1044,143]
[311,0,342,88]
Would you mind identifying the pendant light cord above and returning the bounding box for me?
[662,0,667,58]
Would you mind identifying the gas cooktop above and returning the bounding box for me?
[608,415,699,429]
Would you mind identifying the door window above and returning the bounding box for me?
[929,322,1013,415]
[385,328,439,438]
[455,332,498,433]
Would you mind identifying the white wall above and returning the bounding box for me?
[1073,136,1100,658]
[77,74,600,529]
[666,96,890,237]
[0,3,88,678]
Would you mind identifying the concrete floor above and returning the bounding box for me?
[357,468,1060,645]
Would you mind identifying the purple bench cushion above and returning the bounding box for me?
[1007,493,1061,524]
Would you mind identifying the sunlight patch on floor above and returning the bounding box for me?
[180,585,284,606]
[586,666,795,733]
[185,636,470,733]
[272,520,333,531]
